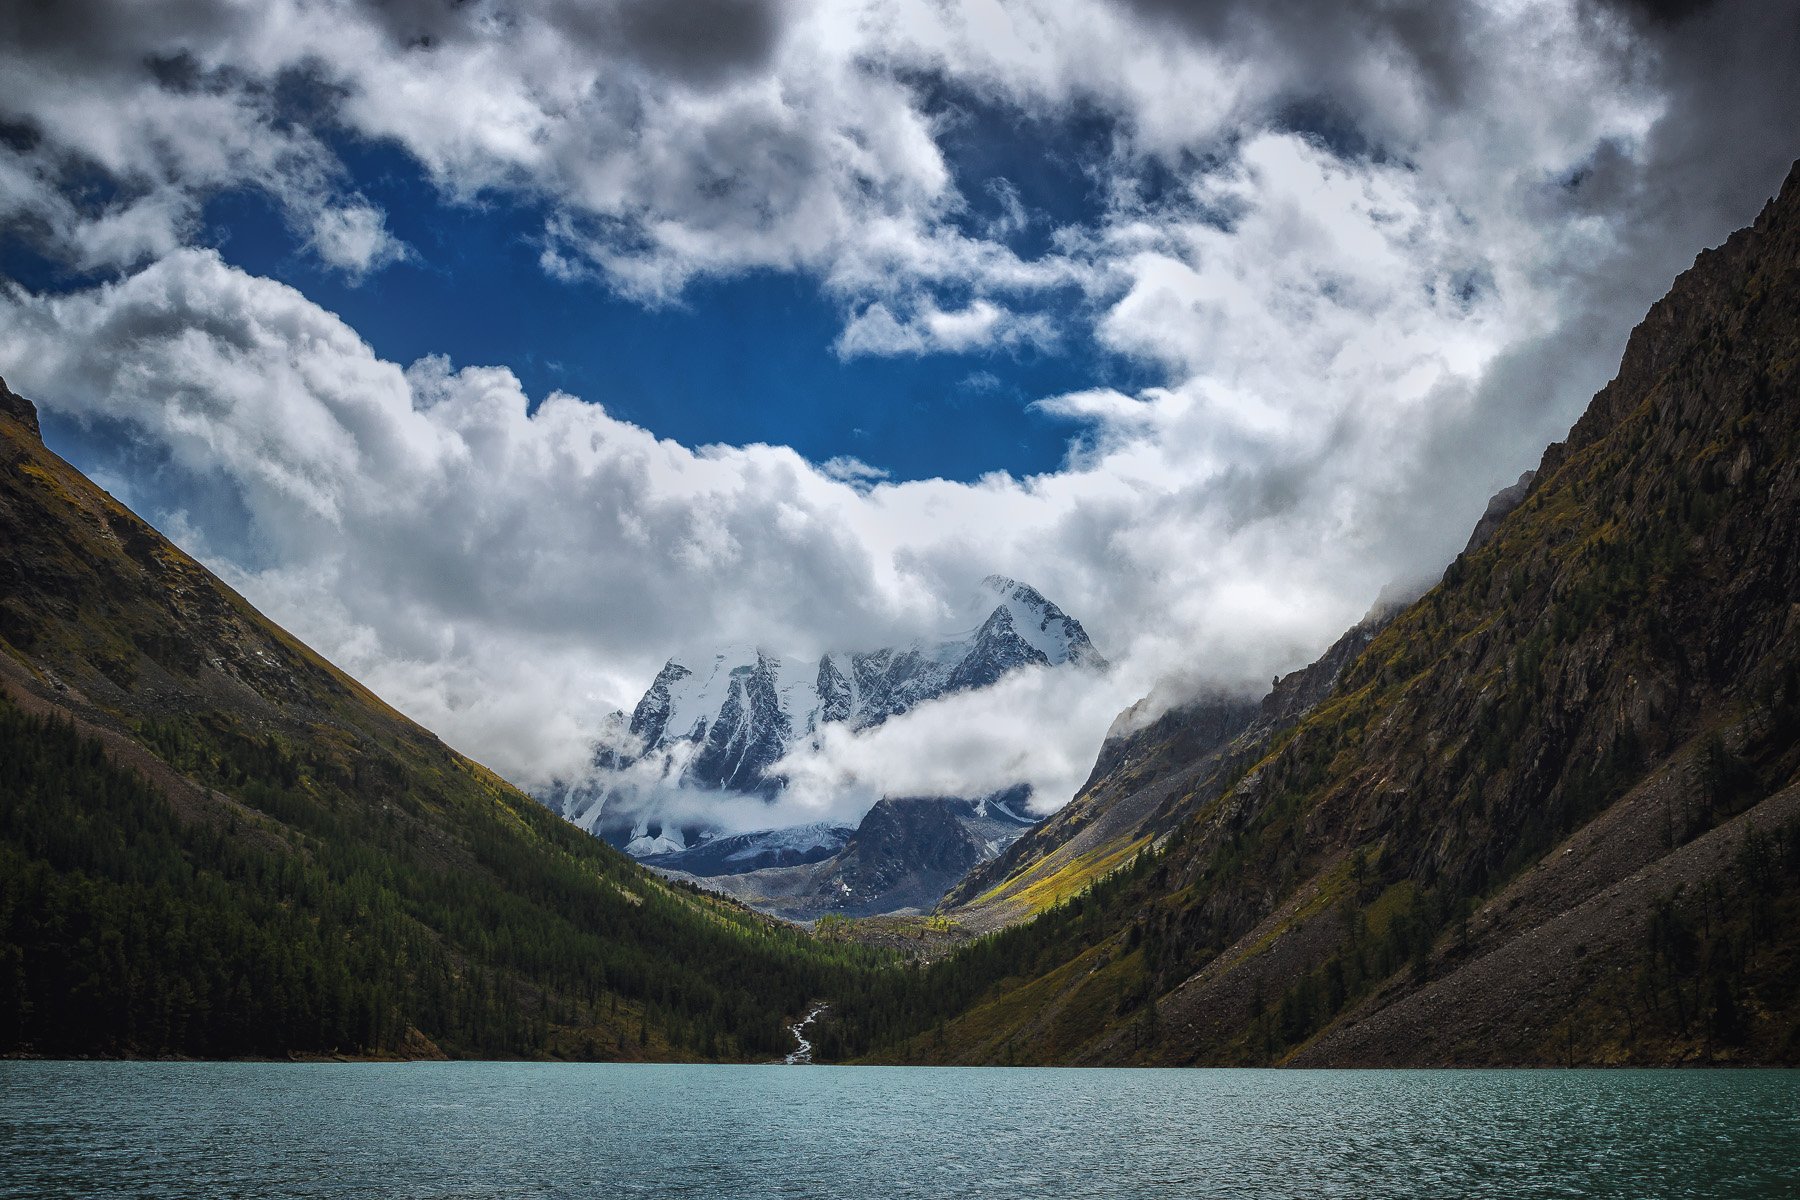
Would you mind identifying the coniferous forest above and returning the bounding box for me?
[0,695,888,1060]
[0,377,915,1063]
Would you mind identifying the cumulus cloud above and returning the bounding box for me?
[304,202,411,279]
[834,298,1057,359]
[2,0,1795,832]
[0,0,1682,335]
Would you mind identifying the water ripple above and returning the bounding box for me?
[1,1062,1795,1199]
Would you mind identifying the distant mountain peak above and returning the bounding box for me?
[968,574,1104,670]
[548,577,1104,850]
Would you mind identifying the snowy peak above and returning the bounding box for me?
[973,574,1104,669]
[561,577,1105,848]
[627,659,692,747]
[643,646,798,797]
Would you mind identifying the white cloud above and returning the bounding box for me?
[834,298,1056,358]
[767,664,1147,826]
[305,202,411,279]
[3,0,1795,833]
[819,455,890,490]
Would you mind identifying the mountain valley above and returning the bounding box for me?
[5,162,1800,1069]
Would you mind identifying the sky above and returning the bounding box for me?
[2,0,1797,830]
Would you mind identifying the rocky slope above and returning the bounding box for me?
[638,821,856,876]
[549,575,1103,854]
[680,791,1037,921]
[835,160,1800,1068]
[0,380,885,1060]
[939,602,1402,931]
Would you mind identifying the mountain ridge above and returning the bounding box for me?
[820,158,1800,1067]
[0,379,886,1061]
[937,598,1405,930]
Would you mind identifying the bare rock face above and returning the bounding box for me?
[670,788,1038,921]
[0,378,39,441]
[1461,470,1538,556]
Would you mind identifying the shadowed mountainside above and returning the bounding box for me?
[937,605,1402,932]
[0,383,887,1061]
[822,161,1800,1067]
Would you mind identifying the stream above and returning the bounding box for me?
[784,1005,827,1065]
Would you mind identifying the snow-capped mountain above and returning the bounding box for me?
[548,576,1105,850]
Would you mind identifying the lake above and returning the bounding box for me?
[2,1062,1795,1198]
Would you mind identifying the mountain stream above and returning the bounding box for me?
[784,1005,827,1065]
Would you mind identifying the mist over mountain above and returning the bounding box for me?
[681,792,1040,922]
[543,576,1106,853]
[823,159,1800,1068]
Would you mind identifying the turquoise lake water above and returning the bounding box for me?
[1,1062,1795,1198]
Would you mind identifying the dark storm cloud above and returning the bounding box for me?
[10,0,790,88]
[1593,0,1721,25]
[609,0,789,86]
[1525,0,1800,355]
[1115,0,1483,111]
[0,0,247,68]
[330,0,797,85]
[1620,0,1800,227]
[364,0,484,49]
